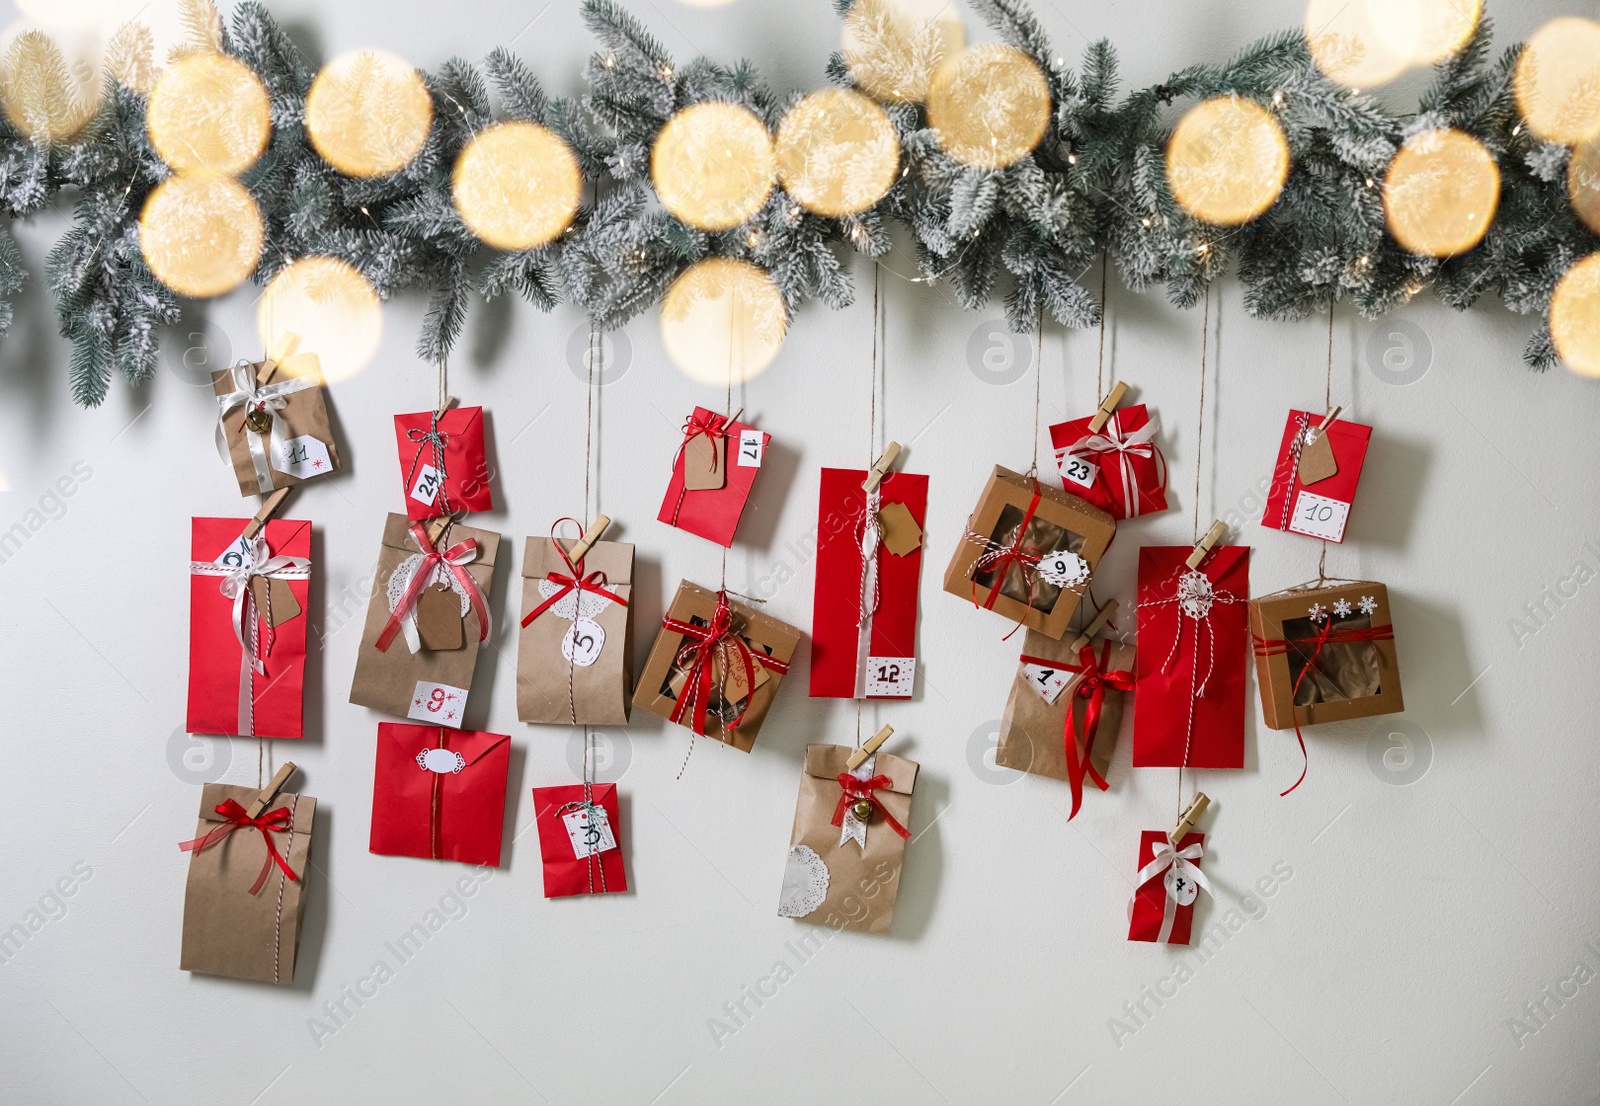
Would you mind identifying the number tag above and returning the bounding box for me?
[409,463,443,507]
[562,806,617,858]
[1288,490,1350,542]
[407,680,468,728]
[736,428,764,467]
[1037,549,1091,589]
[277,434,331,479]
[1165,864,1199,906]
[864,655,914,698]
[1059,452,1097,490]
[561,617,606,667]
[1020,663,1073,704]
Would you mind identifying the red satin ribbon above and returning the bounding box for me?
[830,773,911,839]
[1253,620,1395,795]
[178,798,298,895]
[376,521,490,653]
[662,590,789,737]
[973,481,1046,615]
[520,523,629,627]
[1020,640,1134,820]
[669,410,735,525]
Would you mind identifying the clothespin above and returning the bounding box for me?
[1169,792,1209,846]
[241,487,293,541]
[1312,405,1342,437]
[426,512,460,547]
[1185,519,1228,570]
[1088,381,1130,433]
[724,406,743,429]
[568,515,612,563]
[258,332,302,386]
[1067,599,1119,653]
[435,395,458,420]
[847,725,894,770]
[247,762,297,819]
[863,441,903,493]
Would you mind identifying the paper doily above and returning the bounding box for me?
[388,553,471,616]
[778,845,829,918]
[1176,570,1214,619]
[538,577,615,621]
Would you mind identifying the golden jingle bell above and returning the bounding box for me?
[244,407,273,434]
[850,799,874,823]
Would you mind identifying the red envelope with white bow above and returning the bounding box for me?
[810,468,928,699]
[187,517,311,740]
[1049,403,1169,520]
[657,406,769,547]
[394,406,493,521]
[1127,830,1208,944]
[369,724,512,866]
[532,784,627,898]
[1260,409,1371,543]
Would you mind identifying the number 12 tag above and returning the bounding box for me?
[864,655,914,698]
[562,806,617,859]
[736,429,764,467]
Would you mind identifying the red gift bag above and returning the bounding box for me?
[1132,545,1250,769]
[810,468,928,699]
[394,406,493,521]
[532,784,627,897]
[657,407,769,547]
[1049,404,1168,520]
[1127,830,1208,944]
[1260,410,1371,543]
[369,724,512,866]
[187,517,311,739]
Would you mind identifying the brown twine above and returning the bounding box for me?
[1180,283,1213,813]
[1097,254,1109,406]
[1029,305,1044,477]
[1318,308,1334,585]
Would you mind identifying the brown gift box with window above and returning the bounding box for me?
[942,465,1116,639]
[1250,580,1403,730]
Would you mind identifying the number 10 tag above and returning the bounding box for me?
[864,655,914,697]
[562,806,617,859]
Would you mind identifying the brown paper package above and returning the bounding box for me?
[779,744,917,935]
[997,629,1133,782]
[517,536,634,724]
[632,581,801,751]
[1250,580,1403,730]
[180,783,316,985]
[350,513,501,720]
[943,465,1116,639]
[211,364,341,497]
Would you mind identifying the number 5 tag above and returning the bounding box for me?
[561,618,606,667]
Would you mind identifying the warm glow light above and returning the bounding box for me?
[925,44,1050,170]
[1305,0,1409,90]
[139,174,262,298]
[660,258,786,384]
[652,101,775,231]
[1166,97,1289,227]
[774,89,899,217]
[306,49,432,178]
[1567,137,1600,236]
[257,256,382,385]
[146,53,270,175]
[1550,254,1600,378]
[0,27,97,141]
[1382,128,1498,257]
[452,121,581,251]
[840,0,964,104]
[1514,18,1600,146]
[1370,0,1481,68]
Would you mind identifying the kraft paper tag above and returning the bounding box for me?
[416,584,464,651]
[877,500,923,557]
[684,433,725,491]
[1298,429,1338,484]
[249,578,301,627]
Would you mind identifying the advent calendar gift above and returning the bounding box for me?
[657,406,770,547]
[1261,409,1371,543]
[187,517,311,739]
[211,361,340,497]
[517,520,633,725]
[777,743,916,935]
[1127,830,1209,945]
[633,582,800,752]
[1049,403,1168,520]
[809,466,928,699]
[943,465,1115,639]
[532,783,627,897]
[393,406,493,521]
[349,514,499,727]
[369,724,511,866]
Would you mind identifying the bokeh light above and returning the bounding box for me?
[1567,136,1600,237]
[1550,254,1600,378]
[0,28,97,141]
[257,256,382,385]
[452,121,581,251]
[146,53,270,175]
[306,49,432,178]
[652,101,775,231]
[840,0,964,104]
[1166,97,1289,227]
[775,89,899,217]
[660,257,787,384]
[1305,0,1409,90]
[1382,128,1498,257]
[1371,0,1481,68]
[925,44,1049,170]
[139,173,263,298]
[1513,18,1600,146]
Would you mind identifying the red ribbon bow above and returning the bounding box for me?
[668,411,737,526]
[376,521,490,653]
[830,773,911,839]
[1020,640,1135,819]
[521,520,629,627]
[178,798,299,895]
[972,481,1046,621]
[662,590,789,737]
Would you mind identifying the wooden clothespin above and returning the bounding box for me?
[724,406,743,428]
[1088,381,1130,433]
[1313,404,1342,436]
[258,332,302,386]
[246,762,297,819]
[568,515,611,563]
[863,441,903,494]
[1169,792,1209,845]
[426,512,460,547]
[847,725,894,770]
[1067,599,1119,653]
[435,395,458,420]
[1185,519,1228,570]
[241,486,293,541]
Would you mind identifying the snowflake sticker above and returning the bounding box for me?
[1308,603,1328,622]
[1176,570,1215,619]
[1358,595,1378,615]
[1332,598,1353,618]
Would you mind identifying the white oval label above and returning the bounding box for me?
[1165,864,1199,906]
[419,747,464,774]
[562,617,605,667]
[1038,549,1090,589]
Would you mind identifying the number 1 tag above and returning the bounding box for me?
[410,463,443,507]
[1059,452,1097,490]
[562,806,617,858]
[864,655,914,698]
[1020,663,1072,704]
[736,428,764,467]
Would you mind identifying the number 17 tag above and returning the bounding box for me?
[736,428,764,467]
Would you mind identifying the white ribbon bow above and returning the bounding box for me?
[1134,837,1212,943]
[1057,412,1163,517]
[214,362,315,492]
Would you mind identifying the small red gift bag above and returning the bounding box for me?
[1049,403,1168,520]
[394,406,493,521]
[187,517,311,739]
[369,724,512,866]
[657,407,769,547]
[1260,410,1371,543]
[532,784,627,897]
[1127,830,1209,945]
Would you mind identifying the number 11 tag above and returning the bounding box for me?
[562,806,617,859]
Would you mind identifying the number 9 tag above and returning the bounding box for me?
[1037,549,1090,589]
[561,618,606,667]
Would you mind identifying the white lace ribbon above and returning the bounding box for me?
[852,488,882,698]
[214,362,315,492]
[1134,838,1211,943]
[1057,412,1162,517]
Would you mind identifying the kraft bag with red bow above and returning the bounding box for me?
[179,781,316,984]
[187,516,311,739]
[393,406,493,522]
[777,744,917,935]
[657,406,770,547]
[517,522,634,725]
[211,362,340,497]
[998,628,1135,818]
[1049,403,1169,520]
[1260,409,1372,544]
[943,465,1115,639]
[633,581,801,752]
[369,724,512,866]
[350,513,500,728]
[1127,830,1209,945]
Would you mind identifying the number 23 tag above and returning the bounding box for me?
[1059,452,1097,490]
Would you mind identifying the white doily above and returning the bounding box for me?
[778,845,829,918]
[1038,549,1091,589]
[387,553,471,654]
[537,577,614,621]
[1176,570,1214,619]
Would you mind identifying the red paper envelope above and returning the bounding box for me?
[810,468,928,699]
[369,724,511,866]
[1133,545,1250,769]
[1127,830,1206,945]
[532,784,627,898]
[658,407,769,547]
[187,517,311,740]
[394,406,493,521]
[1049,403,1169,520]
[1260,410,1371,543]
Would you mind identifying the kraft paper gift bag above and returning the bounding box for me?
[211,361,341,497]
[517,528,633,725]
[369,724,512,866]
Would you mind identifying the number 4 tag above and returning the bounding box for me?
[864,655,914,698]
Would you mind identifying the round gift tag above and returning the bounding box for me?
[1037,549,1090,588]
[417,747,465,774]
[1165,863,1199,906]
[562,617,606,667]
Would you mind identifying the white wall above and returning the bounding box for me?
[3,1,1599,1103]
